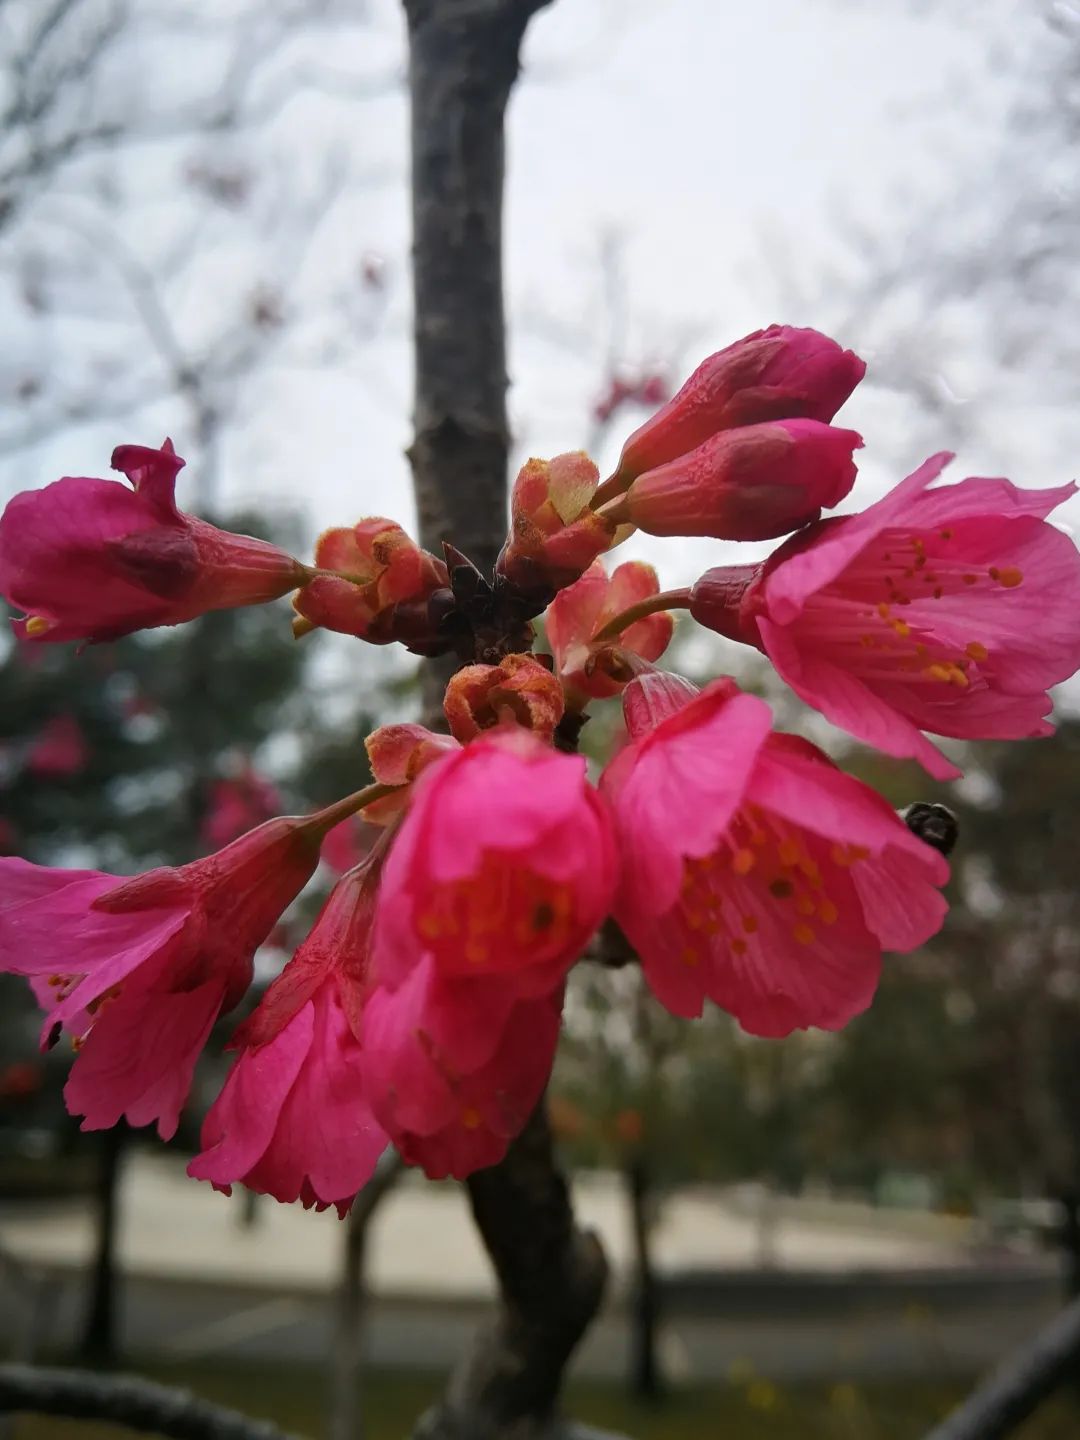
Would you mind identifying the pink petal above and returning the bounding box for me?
[763,453,954,623]
[66,979,224,1140]
[189,1004,315,1188]
[602,685,773,916]
[758,617,963,780]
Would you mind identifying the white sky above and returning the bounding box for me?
[3,0,1072,597]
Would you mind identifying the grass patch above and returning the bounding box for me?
[7,1358,1080,1439]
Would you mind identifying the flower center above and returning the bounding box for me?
[676,807,854,964]
[416,852,575,970]
[800,526,1023,689]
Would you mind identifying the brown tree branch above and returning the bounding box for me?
[402,4,624,1435]
[922,1294,1080,1440]
[404,0,552,585]
[0,1365,300,1440]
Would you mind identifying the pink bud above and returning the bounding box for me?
[496,453,616,601]
[0,441,310,645]
[293,518,449,652]
[614,326,865,486]
[616,419,862,541]
[443,653,564,743]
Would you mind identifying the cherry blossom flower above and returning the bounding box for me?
[605,419,862,541]
[361,956,562,1180]
[373,728,617,999]
[689,454,1080,778]
[0,441,309,645]
[547,559,674,704]
[0,801,359,1137]
[189,859,389,1213]
[600,674,949,1036]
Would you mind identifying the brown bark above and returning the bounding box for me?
[402,6,624,1435]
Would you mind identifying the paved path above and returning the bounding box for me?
[0,1153,985,1300]
[0,1155,1062,1382]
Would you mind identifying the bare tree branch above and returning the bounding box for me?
[923,1294,1080,1440]
[0,1365,302,1440]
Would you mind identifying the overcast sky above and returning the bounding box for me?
[4,0,1071,595]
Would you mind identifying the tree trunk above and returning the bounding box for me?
[327,1153,404,1440]
[624,1159,663,1402]
[78,1124,126,1367]
[402,4,623,1435]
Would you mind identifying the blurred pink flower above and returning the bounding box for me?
[26,714,89,778]
[201,764,282,850]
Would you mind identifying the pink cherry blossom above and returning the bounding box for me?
[0,441,309,645]
[613,325,865,486]
[547,560,675,703]
[689,455,1080,779]
[25,713,89,778]
[0,804,349,1138]
[600,674,949,1037]
[362,956,562,1180]
[189,860,389,1213]
[373,728,617,998]
[200,764,282,850]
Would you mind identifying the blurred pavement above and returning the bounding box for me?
[0,1153,1064,1382]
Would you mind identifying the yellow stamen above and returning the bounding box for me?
[793,923,816,946]
[966,641,989,662]
[24,616,51,636]
[732,848,756,875]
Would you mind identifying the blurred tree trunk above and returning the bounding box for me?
[78,1124,126,1367]
[328,1154,404,1440]
[624,1157,664,1401]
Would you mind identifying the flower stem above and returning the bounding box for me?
[590,471,630,510]
[591,588,692,644]
[310,782,403,832]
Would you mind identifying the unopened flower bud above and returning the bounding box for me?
[611,419,862,542]
[496,452,616,605]
[443,653,564,743]
[612,326,865,488]
[293,518,450,652]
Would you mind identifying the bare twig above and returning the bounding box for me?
[0,1365,302,1440]
[923,1294,1080,1440]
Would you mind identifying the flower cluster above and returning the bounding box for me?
[2,322,1078,1215]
